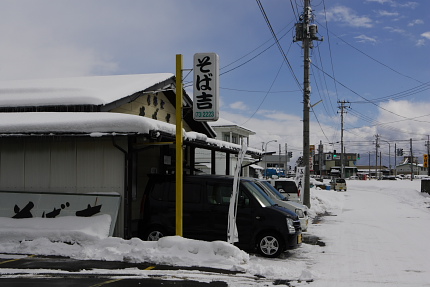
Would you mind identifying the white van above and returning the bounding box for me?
[330,178,347,191]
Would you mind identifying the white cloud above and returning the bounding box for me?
[366,0,419,9]
[421,32,430,40]
[324,6,373,28]
[229,101,248,111]
[408,19,424,27]
[383,26,406,35]
[366,0,394,4]
[377,10,399,17]
[396,2,419,9]
[376,100,430,139]
[416,39,426,47]
[355,34,378,44]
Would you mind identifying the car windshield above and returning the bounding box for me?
[243,181,275,207]
[259,181,288,200]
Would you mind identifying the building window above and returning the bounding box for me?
[232,135,238,144]
[222,133,230,142]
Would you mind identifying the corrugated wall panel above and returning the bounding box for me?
[76,140,105,193]
[24,139,51,191]
[50,140,77,192]
[0,139,25,190]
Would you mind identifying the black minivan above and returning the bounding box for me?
[139,174,302,258]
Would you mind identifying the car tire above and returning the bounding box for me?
[144,226,166,241]
[257,232,284,258]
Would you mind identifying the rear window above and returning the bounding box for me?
[336,179,346,183]
[274,181,298,194]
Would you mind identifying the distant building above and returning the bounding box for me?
[312,148,358,178]
[396,163,427,176]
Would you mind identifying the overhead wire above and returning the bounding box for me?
[316,23,425,85]
[350,81,430,104]
[256,0,302,90]
[240,60,285,125]
[310,63,428,123]
[219,24,294,76]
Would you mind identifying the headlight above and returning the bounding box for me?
[295,209,304,218]
[286,218,296,233]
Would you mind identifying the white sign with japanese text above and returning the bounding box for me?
[295,167,306,203]
[193,53,219,121]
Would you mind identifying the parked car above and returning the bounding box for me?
[269,178,301,202]
[140,174,302,258]
[253,179,309,232]
[330,178,347,191]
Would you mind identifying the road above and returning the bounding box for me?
[307,180,430,287]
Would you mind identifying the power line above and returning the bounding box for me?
[240,60,285,125]
[310,63,425,122]
[256,0,302,90]
[350,81,430,104]
[316,22,424,85]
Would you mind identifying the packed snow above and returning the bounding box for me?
[1,179,430,286]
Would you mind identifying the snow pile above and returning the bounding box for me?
[308,182,344,219]
[0,235,249,270]
[0,214,111,242]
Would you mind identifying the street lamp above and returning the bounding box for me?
[264,140,277,178]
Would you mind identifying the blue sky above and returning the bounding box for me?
[0,0,429,164]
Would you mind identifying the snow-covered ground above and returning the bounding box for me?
[1,179,430,286]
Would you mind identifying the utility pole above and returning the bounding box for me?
[394,143,397,177]
[338,101,350,179]
[410,138,414,180]
[285,143,288,175]
[318,140,323,177]
[426,135,430,176]
[294,0,322,208]
[278,144,281,176]
[375,134,380,179]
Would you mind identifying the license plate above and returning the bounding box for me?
[298,234,302,244]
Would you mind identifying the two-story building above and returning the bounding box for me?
[313,150,358,178]
[194,118,258,177]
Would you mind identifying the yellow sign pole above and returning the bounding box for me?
[175,54,183,236]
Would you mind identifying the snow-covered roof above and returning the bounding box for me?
[0,73,174,107]
[208,118,255,135]
[0,112,262,155]
[0,112,175,136]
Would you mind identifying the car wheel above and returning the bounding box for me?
[145,227,166,241]
[257,232,284,258]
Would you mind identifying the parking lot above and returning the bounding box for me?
[0,254,244,286]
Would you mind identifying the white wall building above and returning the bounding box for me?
[195,118,258,177]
